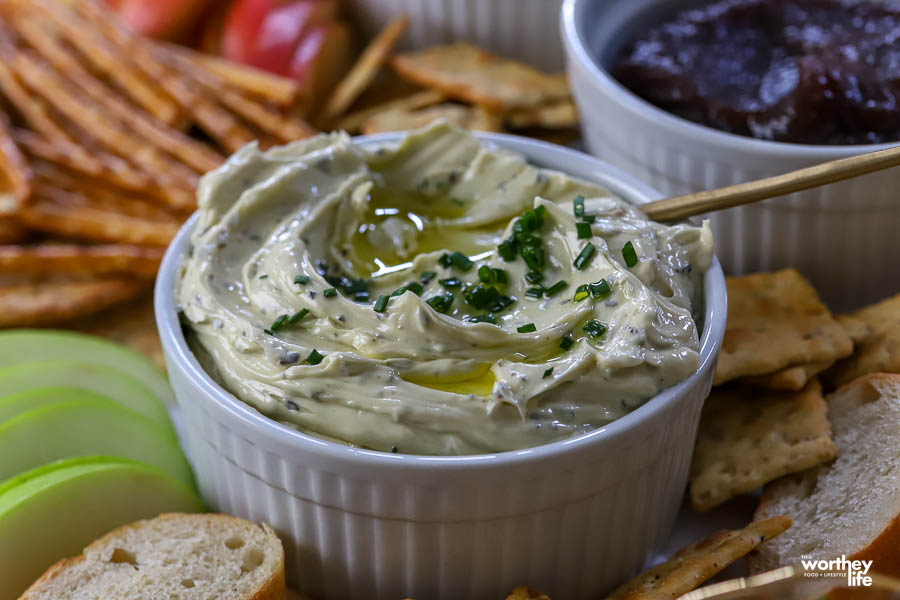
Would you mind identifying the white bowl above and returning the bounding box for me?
[155,132,726,600]
[344,0,565,72]
[562,0,900,311]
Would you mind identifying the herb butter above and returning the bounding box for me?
[178,123,714,455]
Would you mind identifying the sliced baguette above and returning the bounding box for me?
[19,513,285,600]
[750,373,900,577]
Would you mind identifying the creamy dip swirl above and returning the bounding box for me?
[178,123,714,455]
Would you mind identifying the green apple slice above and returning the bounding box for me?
[0,360,169,426]
[0,457,205,600]
[0,398,195,488]
[0,330,174,406]
[0,386,148,425]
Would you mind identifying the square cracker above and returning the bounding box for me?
[742,360,833,391]
[826,292,900,388]
[391,43,570,110]
[604,516,792,599]
[690,379,837,512]
[715,269,852,385]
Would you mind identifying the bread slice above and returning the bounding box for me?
[750,373,900,576]
[19,513,285,600]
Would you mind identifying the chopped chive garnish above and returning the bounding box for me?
[582,214,597,224]
[449,251,473,271]
[305,349,324,365]
[576,222,592,239]
[573,284,590,302]
[478,265,508,285]
[406,281,424,295]
[525,270,544,284]
[269,314,288,332]
[622,241,638,267]
[467,313,497,324]
[259,274,268,279]
[560,335,574,350]
[543,367,554,379]
[438,253,452,268]
[589,279,612,298]
[517,323,537,333]
[497,238,517,261]
[574,243,596,270]
[583,319,608,339]
[544,280,568,297]
[519,244,544,271]
[425,293,454,313]
[373,295,389,313]
[525,287,544,299]
[420,271,436,282]
[390,286,408,297]
[294,274,309,285]
[573,195,585,218]
[287,308,309,325]
[464,285,508,310]
[439,277,462,288]
[323,288,338,298]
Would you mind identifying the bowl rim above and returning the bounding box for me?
[155,131,727,471]
[560,0,897,159]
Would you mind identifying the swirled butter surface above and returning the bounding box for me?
[178,123,714,455]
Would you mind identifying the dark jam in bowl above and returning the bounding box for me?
[611,0,900,145]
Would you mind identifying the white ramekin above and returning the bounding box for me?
[155,133,726,600]
[343,0,565,72]
[562,0,900,312]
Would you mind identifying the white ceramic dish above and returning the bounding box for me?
[561,0,900,311]
[155,132,727,600]
[343,0,565,72]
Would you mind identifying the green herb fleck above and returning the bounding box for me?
[294,274,310,285]
[519,244,544,271]
[589,279,612,299]
[373,295,389,313]
[544,280,568,297]
[425,293,454,313]
[406,281,424,295]
[573,195,585,218]
[497,238,517,261]
[573,284,590,302]
[449,251,473,271]
[287,308,309,325]
[576,222,592,239]
[574,243,596,270]
[517,323,537,333]
[269,314,288,332]
[464,284,500,309]
[543,367,554,379]
[420,271,436,282]
[391,286,408,297]
[439,277,462,288]
[525,287,544,299]
[622,241,638,267]
[478,265,508,285]
[323,288,338,298]
[560,335,575,350]
[525,270,544,284]
[583,319,608,339]
[305,349,324,365]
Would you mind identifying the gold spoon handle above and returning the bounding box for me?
[640,143,900,221]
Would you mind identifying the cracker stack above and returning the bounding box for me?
[689,269,853,512]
